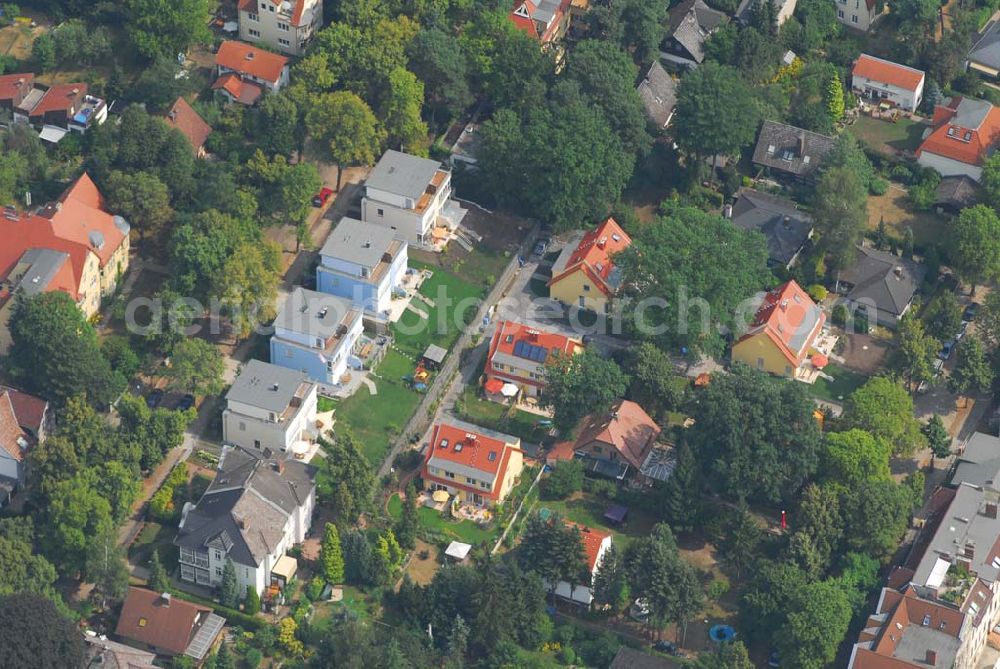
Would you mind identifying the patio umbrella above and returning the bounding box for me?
[432,490,450,503]
[811,354,829,369]
[500,383,519,397]
[484,378,504,395]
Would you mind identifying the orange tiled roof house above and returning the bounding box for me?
[548,217,632,314]
[0,172,131,354]
[485,320,583,399]
[213,40,290,106]
[917,96,1000,182]
[731,280,827,380]
[421,420,525,507]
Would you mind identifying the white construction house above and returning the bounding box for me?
[222,360,319,453]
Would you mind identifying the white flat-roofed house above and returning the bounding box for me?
[851,54,925,112]
[222,360,319,453]
[361,150,466,247]
[316,217,408,322]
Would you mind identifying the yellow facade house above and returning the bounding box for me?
[548,217,632,313]
[732,280,826,379]
[422,420,525,507]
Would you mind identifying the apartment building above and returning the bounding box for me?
[361,150,466,247]
[238,0,323,56]
[222,360,319,453]
[269,287,364,389]
[316,217,408,321]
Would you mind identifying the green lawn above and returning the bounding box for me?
[540,492,658,552]
[810,363,868,403]
[457,388,551,443]
[391,261,483,358]
[332,350,424,465]
[313,585,375,626]
[848,116,925,154]
[127,522,179,573]
[387,494,497,545]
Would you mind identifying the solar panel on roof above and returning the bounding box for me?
[513,340,548,363]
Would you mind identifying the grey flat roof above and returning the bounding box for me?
[272,286,360,340]
[14,248,69,296]
[892,624,960,668]
[321,217,399,268]
[225,359,312,413]
[955,432,1000,488]
[366,150,443,201]
[952,96,992,131]
[913,482,1000,587]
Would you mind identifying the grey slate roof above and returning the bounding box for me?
[913,482,1000,587]
[752,120,836,178]
[668,0,726,64]
[970,21,1000,72]
[637,61,677,129]
[175,445,316,567]
[321,217,399,269]
[838,245,925,317]
[226,359,313,414]
[729,190,813,267]
[12,248,70,296]
[272,286,360,341]
[955,432,1000,489]
[366,149,444,201]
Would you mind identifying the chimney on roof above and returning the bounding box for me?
[798,134,805,156]
[160,592,171,606]
[271,383,279,391]
[235,514,249,530]
[168,110,176,121]
[71,87,79,95]
[985,502,998,519]
[246,51,255,60]
[926,650,937,666]
[894,266,903,279]
[597,237,607,249]
[273,459,285,474]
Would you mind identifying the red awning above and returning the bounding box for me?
[811,354,829,369]
[484,379,504,394]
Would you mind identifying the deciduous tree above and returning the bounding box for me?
[674,63,760,173]
[897,312,939,389]
[923,414,952,467]
[306,91,385,189]
[814,166,867,269]
[541,349,628,433]
[951,205,1000,294]
[843,376,926,456]
[950,335,993,395]
[125,0,212,60]
[0,593,85,668]
[382,67,428,154]
[164,338,224,396]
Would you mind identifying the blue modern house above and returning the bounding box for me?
[269,287,364,390]
[316,217,408,322]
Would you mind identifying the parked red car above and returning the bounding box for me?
[312,187,335,207]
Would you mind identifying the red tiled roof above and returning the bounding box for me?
[115,588,212,656]
[509,0,572,43]
[0,73,32,103]
[41,173,127,268]
[29,83,86,118]
[549,217,632,297]
[917,97,1000,167]
[0,218,87,301]
[425,423,516,477]
[566,521,611,574]
[0,386,47,437]
[212,73,264,105]
[735,280,825,367]
[573,399,660,471]
[852,586,964,669]
[165,97,212,151]
[216,41,289,83]
[487,320,583,387]
[0,391,27,463]
[852,54,924,93]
